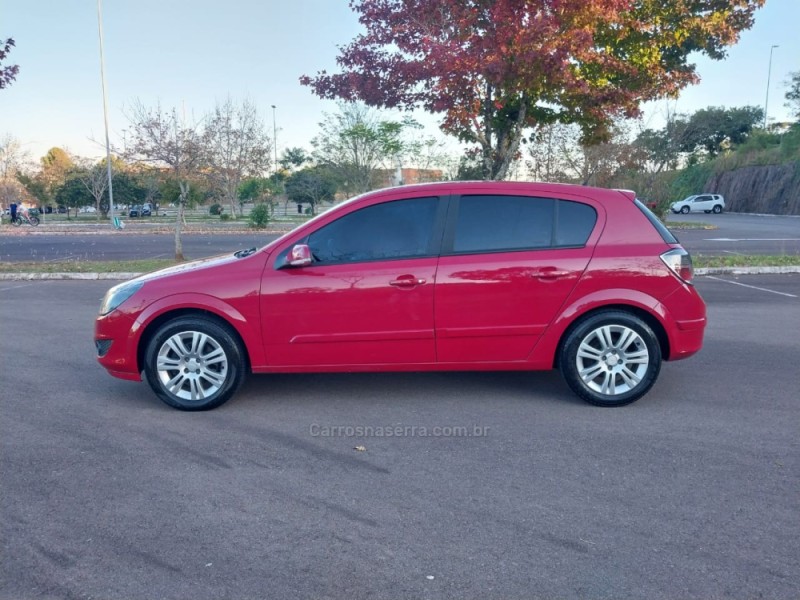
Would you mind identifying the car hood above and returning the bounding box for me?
[131,250,265,285]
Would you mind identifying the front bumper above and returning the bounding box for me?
[95,310,142,381]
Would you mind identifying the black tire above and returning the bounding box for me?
[712,205,722,214]
[29,216,39,226]
[143,316,247,411]
[559,310,662,407]
[680,206,690,214]
[704,210,711,214]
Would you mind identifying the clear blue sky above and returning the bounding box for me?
[1,0,798,162]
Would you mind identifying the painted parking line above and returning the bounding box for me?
[705,276,798,298]
[0,283,35,292]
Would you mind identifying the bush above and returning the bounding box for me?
[209,203,223,216]
[249,203,270,229]
[220,213,231,221]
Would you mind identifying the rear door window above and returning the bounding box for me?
[450,195,596,254]
[453,195,555,253]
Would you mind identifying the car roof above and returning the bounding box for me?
[366,180,633,202]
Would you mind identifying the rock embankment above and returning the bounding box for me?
[706,163,800,214]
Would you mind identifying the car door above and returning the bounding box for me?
[694,195,712,211]
[434,193,599,363]
[260,195,446,367]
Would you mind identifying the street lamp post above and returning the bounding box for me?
[271,105,278,176]
[97,0,117,229]
[764,44,779,130]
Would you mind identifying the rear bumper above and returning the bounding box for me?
[662,284,707,361]
[667,317,706,361]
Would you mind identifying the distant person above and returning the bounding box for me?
[9,201,17,223]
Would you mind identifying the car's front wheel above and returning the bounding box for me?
[680,206,690,214]
[559,311,662,407]
[143,316,247,410]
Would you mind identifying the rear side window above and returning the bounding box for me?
[634,198,678,243]
[454,195,554,252]
[452,195,596,254]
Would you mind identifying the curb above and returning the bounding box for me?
[2,266,799,281]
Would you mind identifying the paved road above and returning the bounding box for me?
[1,212,798,263]
[2,275,798,599]
[0,232,280,263]
[666,212,800,256]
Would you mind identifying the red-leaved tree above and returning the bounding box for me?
[302,0,764,180]
[0,38,19,89]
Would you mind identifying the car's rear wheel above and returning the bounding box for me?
[680,206,690,214]
[559,311,662,407]
[712,205,722,214]
[143,316,246,411]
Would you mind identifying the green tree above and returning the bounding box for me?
[285,166,338,215]
[54,176,93,217]
[279,147,311,171]
[786,72,800,121]
[108,171,147,210]
[26,147,75,210]
[312,103,417,195]
[680,106,763,157]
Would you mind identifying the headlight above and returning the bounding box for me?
[99,280,144,315]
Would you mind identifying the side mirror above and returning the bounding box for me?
[289,244,313,267]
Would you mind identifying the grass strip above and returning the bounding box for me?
[666,221,717,230]
[0,259,178,274]
[692,255,800,268]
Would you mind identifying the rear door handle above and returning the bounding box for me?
[390,276,426,287]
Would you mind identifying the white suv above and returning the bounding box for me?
[671,194,725,214]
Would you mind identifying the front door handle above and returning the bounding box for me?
[390,276,426,287]
[532,267,570,280]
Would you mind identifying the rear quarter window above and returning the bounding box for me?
[634,198,678,244]
[555,200,597,247]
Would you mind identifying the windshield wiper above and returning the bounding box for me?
[234,247,257,258]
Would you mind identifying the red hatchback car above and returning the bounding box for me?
[95,181,706,410]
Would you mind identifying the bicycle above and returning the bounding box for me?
[11,212,40,227]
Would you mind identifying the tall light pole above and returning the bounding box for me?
[97,0,117,228]
[764,44,779,130]
[271,105,278,176]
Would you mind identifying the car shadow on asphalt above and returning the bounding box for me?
[232,370,584,409]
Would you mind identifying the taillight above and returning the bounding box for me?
[660,248,694,284]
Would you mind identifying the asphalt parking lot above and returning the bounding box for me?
[1,275,798,599]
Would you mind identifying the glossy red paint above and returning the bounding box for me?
[95,181,706,404]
